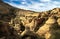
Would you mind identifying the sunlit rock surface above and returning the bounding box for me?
[0,0,60,39]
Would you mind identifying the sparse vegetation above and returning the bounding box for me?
[0,0,60,39]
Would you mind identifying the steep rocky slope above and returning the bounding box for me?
[0,0,60,39]
[0,0,17,22]
[0,0,40,22]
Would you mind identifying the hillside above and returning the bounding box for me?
[0,0,60,39]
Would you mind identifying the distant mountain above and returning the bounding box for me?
[0,0,17,21]
[0,0,60,22]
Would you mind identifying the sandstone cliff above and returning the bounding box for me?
[0,0,60,39]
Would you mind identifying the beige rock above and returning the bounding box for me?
[57,18,60,26]
[46,16,56,24]
[36,16,57,39]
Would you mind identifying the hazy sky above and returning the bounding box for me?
[3,0,60,12]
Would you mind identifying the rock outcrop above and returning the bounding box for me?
[0,0,60,39]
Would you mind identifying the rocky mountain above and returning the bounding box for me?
[0,0,17,22]
[0,0,60,20]
[0,0,40,22]
[0,0,60,39]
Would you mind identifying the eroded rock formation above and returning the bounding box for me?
[0,0,60,39]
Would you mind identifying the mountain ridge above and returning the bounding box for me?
[0,0,60,22]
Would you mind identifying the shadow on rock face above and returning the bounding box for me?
[22,35,39,39]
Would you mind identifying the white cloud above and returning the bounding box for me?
[53,1,60,5]
[21,2,26,4]
[40,0,51,2]
[4,0,60,12]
